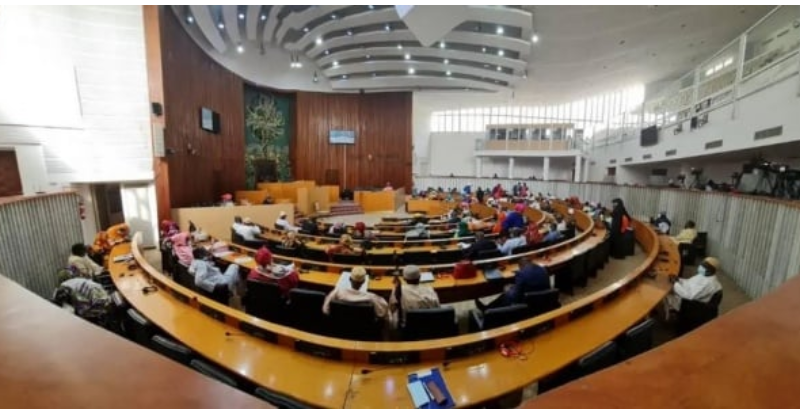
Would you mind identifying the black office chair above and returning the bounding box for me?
[586,246,601,278]
[125,308,155,346]
[694,232,708,258]
[254,387,307,409]
[230,228,245,246]
[576,341,619,378]
[189,359,238,387]
[523,289,561,317]
[402,251,432,265]
[476,248,503,261]
[468,304,529,332]
[244,280,287,324]
[198,284,230,306]
[617,318,655,360]
[570,251,589,288]
[173,262,196,291]
[150,335,193,365]
[287,288,327,334]
[511,244,534,255]
[402,307,458,341]
[328,300,382,341]
[678,242,697,275]
[271,245,298,257]
[331,252,365,265]
[160,247,174,275]
[677,291,723,335]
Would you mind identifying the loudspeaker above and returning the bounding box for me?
[151,102,163,116]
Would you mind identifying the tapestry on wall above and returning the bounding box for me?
[244,86,293,188]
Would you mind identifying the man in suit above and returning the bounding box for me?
[467,231,497,260]
[476,258,550,311]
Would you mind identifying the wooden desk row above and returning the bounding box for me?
[111,215,673,407]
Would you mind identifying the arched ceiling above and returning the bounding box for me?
[171,5,776,102]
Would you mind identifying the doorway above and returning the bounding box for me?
[91,184,124,230]
[0,150,23,197]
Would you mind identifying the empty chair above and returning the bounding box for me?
[328,300,382,341]
[271,245,298,257]
[402,251,432,265]
[198,284,230,306]
[617,318,655,360]
[125,308,155,346]
[189,359,237,387]
[402,306,458,341]
[254,387,308,409]
[287,288,327,334]
[150,335,193,365]
[523,289,561,317]
[469,304,529,332]
[331,252,365,265]
[677,290,723,335]
[244,280,287,324]
[576,341,618,377]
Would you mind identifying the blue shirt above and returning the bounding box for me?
[507,264,550,303]
[502,211,525,231]
[543,229,562,243]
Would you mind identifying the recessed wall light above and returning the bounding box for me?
[372,72,377,77]
[385,24,391,31]
[446,70,451,76]
[408,68,415,74]
[331,14,337,20]
[347,30,353,36]
[236,44,244,53]
[332,60,339,67]
[440,41,446,49]
[481,47,486,53]
[324,50,329,55]
[303,27,309,33]
[368,5,375,10]
[342,74,348,79]
[397,44,403,49]
[366,54,371,59]
[496,66,501,71]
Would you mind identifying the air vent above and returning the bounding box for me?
[665,149,677,157]
[643,154,652,160]
[705,140,723,150]
[624,157,633,163]
[609,159,617,164]
[754,126,783,140]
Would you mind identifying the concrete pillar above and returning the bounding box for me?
[475,157,482,178]
[574,155,582,182]
[583,158,590,182]
[543,157,550,181]
[508,157,515,179]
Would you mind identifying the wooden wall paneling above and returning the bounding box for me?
[159,10,245,208]
[0,151,23,197]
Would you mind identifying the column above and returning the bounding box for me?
[508,157,515,179]
[475,157,482,178]
[583,157,590,182]
[543,156,550,181]
[574,155,582,182]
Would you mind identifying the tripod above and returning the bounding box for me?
[753,170,775,195]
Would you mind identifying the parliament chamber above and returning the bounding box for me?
[2,4,800,409]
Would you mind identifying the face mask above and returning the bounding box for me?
[697,265,707,276]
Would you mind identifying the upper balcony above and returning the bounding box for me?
[475,123,587,157]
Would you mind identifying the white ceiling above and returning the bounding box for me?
[172,5,776,103]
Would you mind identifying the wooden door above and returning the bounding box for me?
[0,151,23,197]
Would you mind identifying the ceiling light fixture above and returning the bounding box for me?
[440,41,445,49]
[332,60,339,67]
[218,22,225,30]
[397,44,403,49]
[331,14,337,19]
[366,54,371,59]
[260,14,266,21]
[238,13,245,20]
[385,24,391,31]
[496,26,504,35]
[236,44,244,53]
[443,59,449,64]
[324,50,329,55]
[408,68,415,74]
[342,74,348,79]
[368,5,374,10]
[186,15,194,24]
[404,53,410,60]
[446,70,451,76]
[316,37,323,45]
[532,34,539,43]
[347,30,353,36]
[496,66,501,71]
[303,27,309,33]
[498,50,504,56]
[481,47,486,53]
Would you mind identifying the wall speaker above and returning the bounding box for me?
[151,102,163,116]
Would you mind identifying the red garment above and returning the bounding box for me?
[247,268,299,297]
[525,224,543,244]
[621,215,630,233]
[493,211,507,234]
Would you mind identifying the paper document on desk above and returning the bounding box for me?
[406,380,430,408]
[212,251,234,258]
[113,254,133,263]
[337,272,369,292]
[420,272,435,283]
[233,256,254,264]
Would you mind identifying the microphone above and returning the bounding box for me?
[224,331,246,337]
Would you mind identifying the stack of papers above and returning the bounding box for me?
[419,272,435,283]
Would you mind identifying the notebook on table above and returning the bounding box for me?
[406,367,454,409]
[483,268,503,281]
[419,272,435,283]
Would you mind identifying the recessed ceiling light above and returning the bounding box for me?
[331,14,337,20]
[186,15,194,24]
[324,50,329,55]
[408,68,415,74]
[481,47,486,53]
[332,60,339,67]
[316,37,323,45]
[385,24,391,31]
[404,53,410,60]
[347,30,353,36]
[498,50,504,56]
[260,14,266,21]
[443,59,449,64]
[303,27,309,33]
[296,62,303,68]
[238,13,245,20]
[446,70,451,76]
[397,44,403,49]
[372,72,377,77]
[440,41,446,49]
[532,34,539,43]
[342,74,348,79]
[236,44,244,53]
[369,5,375,10]
[218,22,225,30]
[496,26,504,35]
[496,66,501,71]
[366,54,371,59]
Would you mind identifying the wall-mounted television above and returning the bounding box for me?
[329,130,355,144]
[200,107,220,133]
[640,125,658,147]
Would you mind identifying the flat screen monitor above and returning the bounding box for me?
[200,107,220,133]
[329,130,355,144]
[640,125,658,147]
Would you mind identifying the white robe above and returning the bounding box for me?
[666,273,722,311]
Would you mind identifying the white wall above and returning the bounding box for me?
[0,6,153,187]
[588,66,800,184]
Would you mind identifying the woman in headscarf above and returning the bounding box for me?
[610,198,633,259]
[248,247,298,297]
[171,232,194,267]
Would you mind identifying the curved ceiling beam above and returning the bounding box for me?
[321,60,521,84]
[286,8,399,51]
[330,75,506,93]
[316,46,527,73]
[262,5,284,44]
[274,5,349,45]
[245,5,262,41]
[189,5,227,53]
[222,5,241,44]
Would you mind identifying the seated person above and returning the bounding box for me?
[466,231,497,260]
[90,231,112,261]
[563,217,577,239]
[673,220,698,244]
[106,223,130,246]
[525,222,543,245]
[383,182,394,191]
[555,214,568,233]
[170,232,194,267]
[190,248,242,294]
[651,211,672,234]
[664,257,723,320]
[55,277,112,316]
[476,258,550,311]
[300,217,320,235]
[501,203,526,232]
[68,243,104,277]
[247,247,298,297]
[328,222,347,236]
[405,223,429,241]
[322,266,389,319]
[390,265,440,328]
[160,220,179,239]
[220,193,235,207]
[498,227,527,255]
[280,231,303,249]
[233,217,264,243]
[262,195,275,205]
[542,223,562,243]
[492,207,507,234]
[455,217,473,238]
[275,211,300,232]
[327,234,359,256]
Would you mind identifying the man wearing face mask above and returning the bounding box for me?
[664,257,723,319]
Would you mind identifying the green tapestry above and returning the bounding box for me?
[244,86,293,188]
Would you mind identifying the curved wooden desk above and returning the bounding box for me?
[112,216,676,408]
